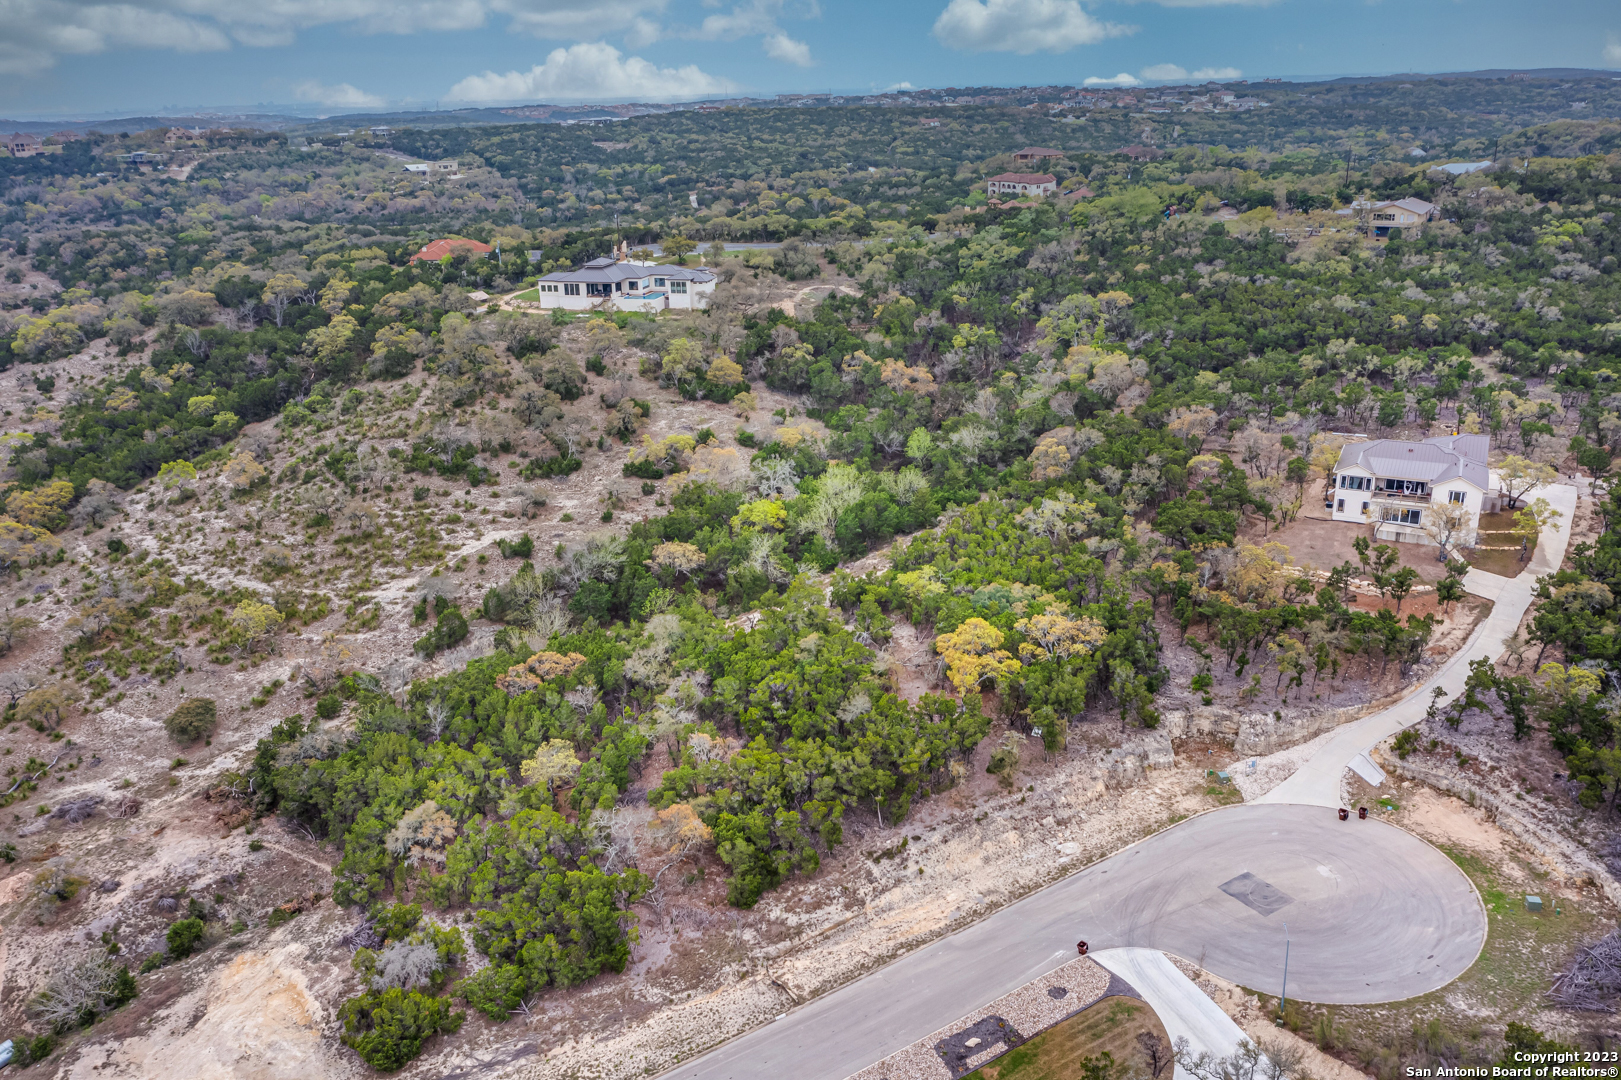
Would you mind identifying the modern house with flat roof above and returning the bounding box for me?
[1329,434,1502,546]
[530,256,716,313]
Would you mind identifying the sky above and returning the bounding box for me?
[2,0,1621,119]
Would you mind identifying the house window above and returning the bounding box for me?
[1336,499,1344,512]
[563,283,581,296]
[654,277,666,287]
[1383,507,1422,525]
[1361,501,1370,515]
[1449,490,1466,505]
[671,281,687,294]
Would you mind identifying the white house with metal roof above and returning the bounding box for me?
[1329,434,1502,546]
[530,256,716,313]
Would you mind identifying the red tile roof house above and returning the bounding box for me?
[409,238,493,264]
[986,173,1057,199]
[1013,146,1063,162]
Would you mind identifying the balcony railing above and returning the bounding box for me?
[1370,489,1430,503]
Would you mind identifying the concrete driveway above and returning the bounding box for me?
[663,805,1483,1080]
[1260,482,1578,807]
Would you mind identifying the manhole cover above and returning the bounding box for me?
[1219,872,1294,916]
[1047,986,1068,999]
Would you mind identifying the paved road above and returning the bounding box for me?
[1259,483,1578,807]
[1091,948,1248,1079]
[663,805,1484,1080]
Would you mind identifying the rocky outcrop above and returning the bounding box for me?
[1158,703,1376,757]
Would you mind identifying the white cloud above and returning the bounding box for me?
[1605,37,1621,67]
[0,0,670,77]
[1139,62,1241,81]
[1139,63,1187,80]
[1083,72,1142,87]
[763,31,813,65]
[445,41,736,102]
[291,79,386,108]
[1127,0,1279,6]
[933,0,1133,54]
[884,81,915,91]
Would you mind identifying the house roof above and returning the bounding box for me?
[409,237,493,263]
[1014,146,1063,157]
[1335,434,1491,490]
[1060,186,1096,200]
[987,172,1056,185]
[539,257,715,285]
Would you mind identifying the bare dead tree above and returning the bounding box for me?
[1549,929,1621,1012]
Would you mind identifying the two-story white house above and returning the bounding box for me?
[1329,434,1502,547]
[529,256,716,314]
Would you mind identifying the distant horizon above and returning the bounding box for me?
[4,0,1619,121]
[4,65,1618,127]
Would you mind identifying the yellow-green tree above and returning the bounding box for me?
[935,617,1022,695]
[1498,455,1556,509]
[5,480,74,530]
[730,499,787,532]
[706,354,745,385]
[229,599,285,653]
[262,273,305,327]
[223,453,267,490]
[520,739,582,791]
[1013,612,1106,663]
[156,460,198,490]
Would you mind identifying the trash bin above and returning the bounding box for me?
[1077,940,1089,956]
[1338,807,1349,821]
[1357,806,1368,819]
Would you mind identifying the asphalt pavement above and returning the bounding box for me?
[663,804,1484,1080]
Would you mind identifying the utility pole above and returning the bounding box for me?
[1277,922,1291,1024]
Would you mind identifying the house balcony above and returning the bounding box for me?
[1369,489,1430,504]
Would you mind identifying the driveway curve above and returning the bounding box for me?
[662,804,1483,1080]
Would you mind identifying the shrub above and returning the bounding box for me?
[1392,729,1420,760]
[497,534,533,559]
[164,699,217,744]
[165,917,205,960]
[413,607,469,658]
[641,481,656,496]
[585,354,607,376]
[520,455,582,480]
[458,963,526,1021]
[373,902,423,943]
[6,1034,55,1066]
[622,459,663,480]
[315,694,343,720]
[339,988,464,1072]
[412,486,430,501]
[736,429,758,448]
[138,953,164,973]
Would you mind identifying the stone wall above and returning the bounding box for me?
[1156,702,1379,757]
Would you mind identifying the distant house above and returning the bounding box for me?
[986,172,1056,198]
[530,255,716,313]
[403,160,459,175]
[1060,185,1096,201]
[1341,197,1437,237]
[1434,161,1493,177]
[409,237,493,264]
[51,130,82,143]
[5,133,43,158]
[920,118,942,127]
[1330,433,1503,546]
[1013,146,1063,163]
[1117,144,1162,162]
